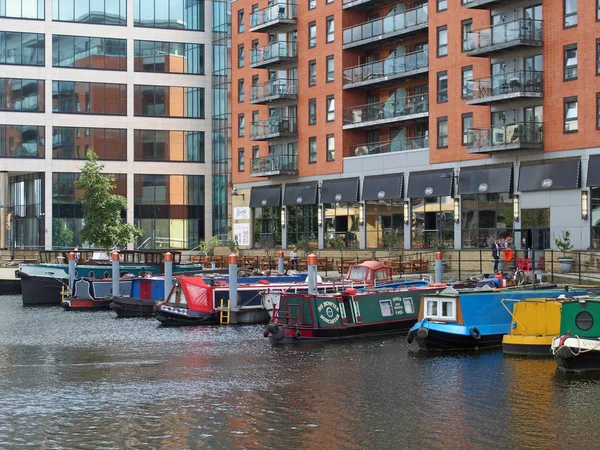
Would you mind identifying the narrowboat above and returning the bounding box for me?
[60,276,135,311]
[552,297,600,373]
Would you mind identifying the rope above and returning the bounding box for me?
[553,335,600,356]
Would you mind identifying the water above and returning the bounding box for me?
[1,295,599,449]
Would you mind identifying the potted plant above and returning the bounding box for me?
[554,231,574,273]
[199,236,221,269]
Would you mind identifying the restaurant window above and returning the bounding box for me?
[326,134,335,161]
[324,203,360,249]
[365,200,404,249]
[287,204,318,248]
[326,56,334,83]
[461,194,513,249]
[564,97,578,133]
[437,71,448,102]
[437,117,448,148]
[564,0,577,28]
[437,26,448,57]
[309,60,316,86]
[411,197,454,249]
[309,136,317,163]
[564,44,577,81]
[253,206,282,248]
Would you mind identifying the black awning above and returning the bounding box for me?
[362,174,404,201]
[587,155,600,187]
[249,185,281,207]
[518,159,580,192]
[283,182,318,205]
[321,178,359,203]
[458,163,512,195]
[407,169,454,198]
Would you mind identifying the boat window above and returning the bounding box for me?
[426,299,438,316]
[403,298,415,314]
[423,296,456,321]
[575,311,594,331]
[380,299,394,317]
[375,269,388,282]
[348,266,367,281]
[441,300,453,317]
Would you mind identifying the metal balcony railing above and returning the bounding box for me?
[467,122,543,151]
[343,94,428,127]
[349,136,429,156]
[250,116,298,140]
[342,4,428,47]
[250,41,297,66]
[250,79,298,103]
[343,49,428,87]
[470,70,543,100]
[250,2,297,30]
[466,18,542,52]
[250,154,298,176]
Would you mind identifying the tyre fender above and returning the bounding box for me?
[469,326,481,340]
[417,327,429,340]
[407,331,414,344]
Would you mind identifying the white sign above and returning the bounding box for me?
[234,207,250,220]
[233,223,251,246]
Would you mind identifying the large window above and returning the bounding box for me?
[53,35,126,71]
[134,0,204,31]
[10,173,44,249]
[134,40,204,74]
[365,200,404,249]
[134,130,205,162]
[0,79,44,112]
[134,85,205,118]
[254,206,282,248]
[411,197,454,249]
[0,32,44,66]
[52,81,127,115]
[461,194,513,249]
[0,124,44,158]
[1,0,44,20]
[53,0,126,25]
[53,127,127,160]
[324,203,360,249]
[286,205,318,248]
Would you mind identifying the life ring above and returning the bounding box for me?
[469,327,481,340]
[407,331,414,344]
[429,282,445,287]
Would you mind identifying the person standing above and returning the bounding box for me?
[290,247,298,271]
[492,238,501,272]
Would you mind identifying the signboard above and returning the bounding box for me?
[234,207,250,220]
[233,223,250,247]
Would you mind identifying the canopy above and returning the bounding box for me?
[321,178,359,203]
[250,185,281,207]
[518,159,580,192]
[407,169,454,198]
[458,164,512,195]
[283,182,318,205]
[166,277,214,313]
[362,174,404,200]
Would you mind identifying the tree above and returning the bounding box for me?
[75,149,142,249]
[52,218,74,248]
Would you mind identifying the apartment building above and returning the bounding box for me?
[0,0,212,251]
[230,0,600,251]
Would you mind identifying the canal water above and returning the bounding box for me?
[1,295,599,449]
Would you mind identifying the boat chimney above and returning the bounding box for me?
[164,252,173,301]
[435,251,443,284]
[229,254,238,322]
[307,254,317,294]
[111,252,120,298]
[278,250,285,274]
[68,252,77,293]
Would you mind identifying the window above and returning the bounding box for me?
[134,85,204,118]
[0,78,45,112]
[437,71,448,102]
[462,113,473,146]
[238,148,245,171]
[598,0,600,21]
[238,79,245,102]
[564,45,578,80]
[597,93,600,129]
[54,0,128,24]
[326,56,334,82]
[424,296,456,321]
[54,35,126,70]
[309,60,317,86]
[309,0,316,9]
[252,146,259,161]
[403,298,415,314]
[134,130,204,162]
[564,97,578,132]
[238,114,245,137]
[0,32,44,66]
[380,299,394,317]
[437,0,447,11]
[462,66,473,99]
[309,137,317,163]
[134,0,204,31]
[309,98,317,125]
[462,19,472,52]
[596,40,600,75]
[326,95,335,121]
[326,134,335,161]
[564,0,577,28]
[437,117,448,148]
[238,44,244,68]
[575,311,594,331]
[1,0,45,20]
[133,41,204,74]
[309,22,317,48]
[238,9,244,33]
[55,127,127,160]
[437,26,448,57]
[327,0,334,4]
[53,81,127,115]
[326,16,334,43]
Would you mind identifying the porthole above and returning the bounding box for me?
[575,311,594,331]
[89,271,95,278]
[104,271,110,278]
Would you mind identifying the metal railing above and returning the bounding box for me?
[466,18,542,51]
[343,94,428,126]
[467,122,543,149]
[250,116,298,139]
[250,154,298,175]
[250,79,298,102]
[250,2,297,28]
[349,136,429,156]
[343,4,428,46]
[343,49,428,86]
[471,70,543,99]
[250,41,297,65]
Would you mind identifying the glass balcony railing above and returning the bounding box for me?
[343,49,428,86]
[470,70,543,100]
[251,154,298,176]
[250,116,298,139]
[349,136,429,156]
[467,122,543,150]
[343,94,428,126]
[250,79,298,102]
[250,2,297,29]
[466,18,542,53]
[343,4,428,47]
[250,41,297,66]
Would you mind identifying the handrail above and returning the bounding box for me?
[250,2,297,28]
[343,49,428,85]
[466,18,542,51]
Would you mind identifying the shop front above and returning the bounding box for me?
[321,178,360,249]
[362,173,404,249]
[250,185,281,248]
[283,182,318,249]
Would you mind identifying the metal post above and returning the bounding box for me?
[278,250,285,274]
[551,249,554,284]
[578,252,581,283]
[435,251,443,284]
[479,250,482,274]
[229,254,238,309]
[307,254,317,294]
[68,252,76,293]
[458,250,461,281]
[164,252,173,301]
[111,251,120,297]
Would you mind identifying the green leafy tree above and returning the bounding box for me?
[52,218,74,248]
[75,149,142,249]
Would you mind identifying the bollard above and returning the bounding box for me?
[164,252,173,301]
[68,252,77,294]
[229,254,238,309]
[307,254,317,295]
[435,251,443,284]
[111,252,120,297]
[278,250,285,274]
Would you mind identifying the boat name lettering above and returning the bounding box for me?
[318,300,340,324]
[393,297,404,315]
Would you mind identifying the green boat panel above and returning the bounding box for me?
[560,298,600,337]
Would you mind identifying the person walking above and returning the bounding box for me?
[290,247,298,271]
[492,238,501,272]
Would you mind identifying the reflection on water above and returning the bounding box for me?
[0,296,599,448]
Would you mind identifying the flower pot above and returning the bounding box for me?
[558,258,573,274]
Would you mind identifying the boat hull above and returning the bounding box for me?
[61,298,112,311]
[409,327,504,352]
[19,273,65,306]
[553,337,600,373]
[110,296,157,318]
[502,335,553,356]
[155,303,216,326]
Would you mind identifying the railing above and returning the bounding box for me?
[343,94,428,126]
[250,2,297,28]
[343,4,428,46]
[350,136,428,156]
[251,79,298,102]
[471,70,543,99]
[250,116,298,139]
[343,49,428,86]
[250,41,297,65]
[467,122,543,149]
[250,154,298,175]
[466,18,542,51]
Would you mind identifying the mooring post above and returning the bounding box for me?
[435,251,443,284]
[164,252,173,301]
[278,250,285,274]
[307,254,317,294]
[229,254,238,309]
[68,252,76,293]
[112,252,120,297]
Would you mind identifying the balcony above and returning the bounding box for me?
[466,19,542,57]
[250,2,297,33]
[250,154,298,177]
[343,94,428,130]
[251,79,298,105]
[343,49,428,89]
[250,41,297,69]
[250,117,297,141]
[342,4,428,50]
[349,136,428,157]
[464,0,517,9]
[467,70,543,105]
[342,0,398,11]
[467,122,543,154]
